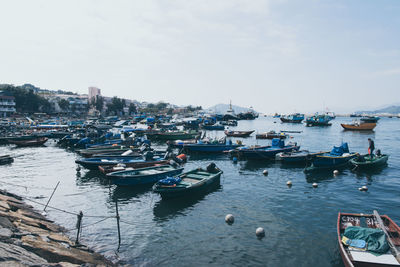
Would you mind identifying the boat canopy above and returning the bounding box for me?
[330,143,349,156]
[272,138,285,148]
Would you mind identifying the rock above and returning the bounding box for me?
[0,201,10,211]
[0,241,48,265]
[21,235,112,265]
[0,216,14,229]
[0,260,29,267]
[0,227,13,238]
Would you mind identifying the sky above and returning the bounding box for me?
[0,0,399,114]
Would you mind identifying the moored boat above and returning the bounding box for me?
[337,211,400,267]
[8,137,48,147]
[98,159,170,174]
[107,165,184,186]
[305,113,333,127]
[341,122,377,131]
[350,154,389,170]
[275,150,326,164]
[280,113,304,123]
[224,130,254,137]
[304,143,358,173]
[229,138,300,160]
[146,130,200,140]
[256,131,287,140]
[152,163,223,199]
[0,155,13,165]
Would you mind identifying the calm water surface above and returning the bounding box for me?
[1,117,399,266]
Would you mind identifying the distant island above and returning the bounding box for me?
[355,105,400,115]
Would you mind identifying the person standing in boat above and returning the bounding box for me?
[368,138,375,158]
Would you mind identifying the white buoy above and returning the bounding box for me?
[358,187,363,191]
[312,183,318,188]
[362,186,368,191]
[263,170,268,176]
[333,170,339,175]
[225,214,234,224]
[256,227,265,238]
[287,181,292,187]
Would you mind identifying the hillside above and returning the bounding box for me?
[355,105,400,114]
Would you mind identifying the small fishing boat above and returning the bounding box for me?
[229,139,300,160]
[146,130,200,140]
[305,113,333,127]
[98,159,170,174]
[178,139,242,153]
[304,143,358,173]
[224,130,254,137]
[337,211,400,267]
[275,150,326,164]
[107,165,184,186]
[360,116,380,123]
[256,131,287,140]
[9,137,48,147]
[76,156,164,170]
[0,155,13,165]
[341,122,377,131]
[152,163,223,199]
[280,113,304,123]
[350,154,389,170]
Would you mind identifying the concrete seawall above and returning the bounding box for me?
[0,189,116,266]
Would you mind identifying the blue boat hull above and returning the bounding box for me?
[236,145,300,159]
[110,168,184,186]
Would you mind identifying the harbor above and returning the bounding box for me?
[0,115,399,266]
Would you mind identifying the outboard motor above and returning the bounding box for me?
[143,151,154,161]
[206,162,217,173]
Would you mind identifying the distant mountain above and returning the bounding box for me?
[206,104,257,114]
[355,105,400,115]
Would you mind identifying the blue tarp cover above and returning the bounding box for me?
[159,176,181,185]
[330,142,349,156]
[343,226,389,255]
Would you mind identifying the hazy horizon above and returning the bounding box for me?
[1,0,399,114]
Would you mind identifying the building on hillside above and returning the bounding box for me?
[0,91,16,117]
[89,87,101,101]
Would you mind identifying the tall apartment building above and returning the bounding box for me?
[0,91,16,117]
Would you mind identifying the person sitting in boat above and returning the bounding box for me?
[375,149,381,157]
[368,138,375,158]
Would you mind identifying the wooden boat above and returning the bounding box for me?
[0,155,13,165]
[337,211,400,267]
[179,140,242,153]
[280,113,304,123]
[107,165,184,186]
[200,123,225,131]
[152,163,223,199]
[76,156,164,170]
[9,137,48,147]
[256,131,287,140]
[224,130,254,137]
[230,139,300,160]
[275,150,326,164]
[350,154,389,170]
[304,143,358,173]
[98,159,170,174]
[341,123,377,131]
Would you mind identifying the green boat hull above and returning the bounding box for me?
[350,154,389,170]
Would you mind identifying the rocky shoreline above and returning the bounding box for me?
[0,189,116,266]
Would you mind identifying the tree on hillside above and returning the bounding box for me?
[128,103,137,114]
[90,95,104,112]
[58,99,69,111]
[106,96,125,115]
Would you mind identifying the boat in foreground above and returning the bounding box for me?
[337,211,400,267]
[350,154,389,170]
[153,163,223,199]
[107,165,184,186]
[341,122,377,131]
